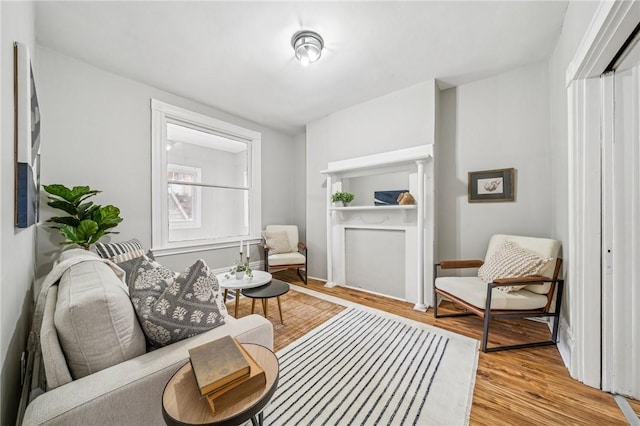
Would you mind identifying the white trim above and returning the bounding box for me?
[152,239,263,258]
[150,99,261,253]
[567,78,602,389]
[322,145,434,308]
[151,99,260,141]
[320,145,433,175]
[565,0,638,390]
[566,0,639,84]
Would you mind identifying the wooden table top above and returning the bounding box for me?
[162,343,279,426]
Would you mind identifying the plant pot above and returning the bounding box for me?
[333,201,344,207]
[235,271,245,280]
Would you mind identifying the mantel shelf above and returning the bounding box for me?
[329,205,417,211]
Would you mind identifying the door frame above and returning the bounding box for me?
[565,1,639,389]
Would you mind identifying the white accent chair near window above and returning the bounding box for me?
[433,234,563,352]
[263,225,307,284]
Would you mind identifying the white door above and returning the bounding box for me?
[601,36,640,399]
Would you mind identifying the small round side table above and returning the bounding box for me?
[216,270,272,318]
[241,279,290,325]
[162,343,279,426]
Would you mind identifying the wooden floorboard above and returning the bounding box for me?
[259,270,634,425]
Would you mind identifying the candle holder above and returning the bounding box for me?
[225,251,253,279]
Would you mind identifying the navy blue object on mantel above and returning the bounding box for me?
[374,190,409,206]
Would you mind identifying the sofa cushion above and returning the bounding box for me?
[129,257,227,347]
[478,240,551,292]
[484,234,561,294]
[268,251,306,266]
[436,276,549,310]
[95,238,145,263]
[95,238,155,279]
[55,259,146,380]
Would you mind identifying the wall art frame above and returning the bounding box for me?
[14,42,41,228]
[468,168,515,203]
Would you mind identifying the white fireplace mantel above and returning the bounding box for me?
[321,145,435,311]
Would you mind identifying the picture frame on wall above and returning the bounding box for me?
[468,168,515,203]
[14,42,41,228]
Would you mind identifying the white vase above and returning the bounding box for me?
[235,270,245,280]
[333,201,344,207]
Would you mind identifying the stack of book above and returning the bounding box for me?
[189,335,266,414]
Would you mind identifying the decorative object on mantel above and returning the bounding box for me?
[374,190,408,206]
[14,42,41,229]
[331,191,354,207]
[468,168,515,203]
[44,184,123,250]
[397,192,415,205]
[226,240,253,279]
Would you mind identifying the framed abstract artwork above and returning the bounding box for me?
[14,42,41,228]
[468,168,515,203]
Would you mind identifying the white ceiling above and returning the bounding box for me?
[35,1,569,135]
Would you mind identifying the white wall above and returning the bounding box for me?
[37,47,297,274]
[306,81,436,279]
[436,62,553,262]
[548,1,600,367]
[1,3,37,424]
[292,132,306,243]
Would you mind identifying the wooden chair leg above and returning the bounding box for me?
[277,296,284,324]
[224,289,228,301]
[234,291,240,318]
[251,299,256,314]
[263,299,268,318]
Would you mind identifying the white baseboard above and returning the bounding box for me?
[557,316,573,373]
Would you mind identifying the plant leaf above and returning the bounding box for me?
[59,225,80,243]
[43,184,74,202]
[46,216,81,227]
[76,220,99,241]
[98,205,123,228]
[69,186,100,203]
[89,230,106,244]
[47,200,78,216]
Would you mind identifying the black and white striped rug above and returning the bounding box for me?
[265,308,478,425]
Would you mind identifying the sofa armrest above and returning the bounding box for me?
[23,315,272,425]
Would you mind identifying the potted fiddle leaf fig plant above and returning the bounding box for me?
[43,184,123,250]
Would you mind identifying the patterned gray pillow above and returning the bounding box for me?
[128,256,227,347]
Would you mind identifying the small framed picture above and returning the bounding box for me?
[468,168,515,203]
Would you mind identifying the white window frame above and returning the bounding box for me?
[151,99,261,256]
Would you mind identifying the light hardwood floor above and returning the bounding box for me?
[260,270,634,425]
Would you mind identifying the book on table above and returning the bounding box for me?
[188,335,251,396]
[205,342,266,414]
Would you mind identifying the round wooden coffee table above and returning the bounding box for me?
[162,343,279,426]
[241,280,290,325]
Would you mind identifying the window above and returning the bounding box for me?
[151,100,261,255]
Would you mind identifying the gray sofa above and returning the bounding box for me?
[22,250,273,425]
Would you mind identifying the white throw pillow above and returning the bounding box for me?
[263,230,292,254]
[478,240,551,292]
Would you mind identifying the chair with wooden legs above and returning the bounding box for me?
[262,225,307,284]
[433,234,564,352]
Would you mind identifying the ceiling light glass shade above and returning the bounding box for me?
[291,30,324,66]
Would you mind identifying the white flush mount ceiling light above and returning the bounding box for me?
[291,30,324,66]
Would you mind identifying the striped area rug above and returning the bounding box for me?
[264,308,478,425]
